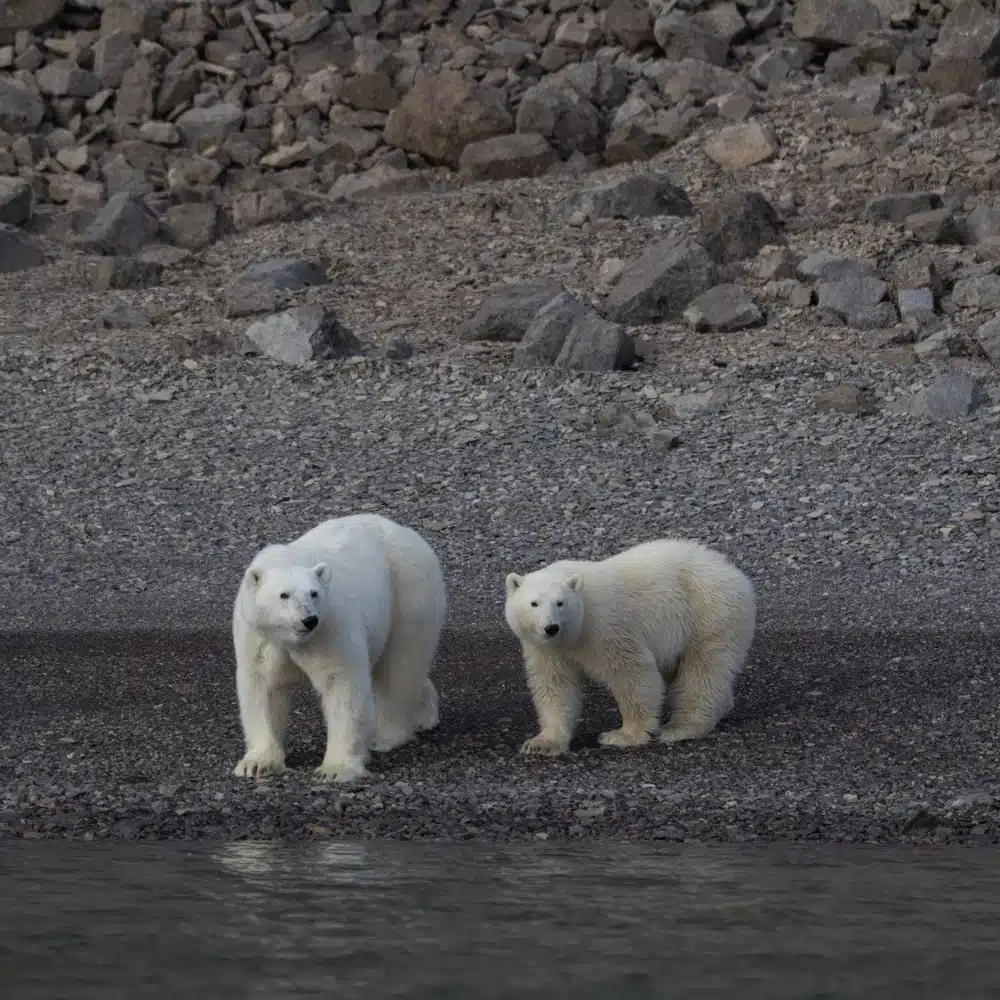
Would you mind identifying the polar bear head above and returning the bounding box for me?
[243,561,332,645]
[504,568,583,645]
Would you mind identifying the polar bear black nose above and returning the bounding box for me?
[544,623,560,637]
[302,615,319,632]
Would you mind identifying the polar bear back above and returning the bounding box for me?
[574,538,755,662]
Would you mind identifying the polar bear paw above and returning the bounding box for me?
[658,723,712,744]
[519,733,570,757]
[233,748,286,778]
[371,725,414,754]
[312,756,369,784]
[599,727,652,749]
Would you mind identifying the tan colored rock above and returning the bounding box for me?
[704,123,779,170]
[383,71,513,168]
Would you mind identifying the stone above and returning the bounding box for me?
[93,30,136,89]
[324,127,381,164]
[555,62,629,112]
[458,281,566,342]
[0,0,66,40]
[683,284,763,331]
[458,133,559,183]
[892,374,988,421]
[329,163,431,201]
[232,189,300,230]
[963,204,1000,245]
[603,114,686,166]
[700,190,784,265]
[340,72,399,113]
[654,12,730,67]
[603,0,655,52]
[238,258,329,292]
[161,203,219,251]
[897,287,936,324]
[0,223,44,272]
[792,0,882,47]
[952,272,1000,309]
[175,104,245,150]
[913,327,962,360]
[704,123,779,169]
[596,257,626,293]
[934,1,1000,67]
[816,275,889,322]
[100,302,151,329]
[752,246,797,281]
[80,193,160,256]
[975,315,1000,365]
[0,177,31,226]
[223,282,282,319]
[798,253,878,283]
[36,62,99,99]
[245,304,361,364]
[604,239,719,325]
[867,191,942,224]
[514,292,635,370]
[0,78,44,134]
[815,384,878,415]
[515,82,604,158]
[92,256,163,290]
[892,254,944,297]
[904,209,962,244]
[383,71,513,169]
[561,173,692,223]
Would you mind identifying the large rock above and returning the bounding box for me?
[0,0,65,40]
[383,71,513,169]
[80,193,161,256]
[514,293,635,371]
[654,12,730,67]
[867,192,942,223]
[0,79,45,134]
[0,178,32,227]
[603,0,655,52]
[237,258,329,292]
[705,123,779,169]
[933,1,1000,69]
[0,224,44,273]
[558,173,693,223]
[952,272,1000,309]
[976,316,1000,365]
[683,284,763,331]
[36,63,99,99]
[516,83,604,158]
[891,374,988,421]
[700,190,783,265]
[604,239,719,324]
[245,304,361,364]
[792,0,882,47]
[458,281,566,342]
[161,203,219,250]
[458,134,559,183]
[175,104,245,150]
[817,276,897,328]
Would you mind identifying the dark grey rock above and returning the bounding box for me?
[934,0,1000,67]
[792,0,882,47]
[513,292,587,367]
[700,190,784,265]
[604,239,719,324]
[175,104,245,150]
[459,281,566,342]
[963,203,1000,245]
[0,78,44,134]
[161,203,219,251]
[0,224,44,272]
[0,177,32,227]
[100,303,151,329]
[245,304,361,364]
[559,172,693,223]
[975,316,1000,365]
[867,191,942,224]
[817,276,889,324]
[905,209,962,244]
[92,256,163,291]
[898,287,936,324]
[892,374,989,421]
[515,82,604,158]
[815,383,879,415]
[952,272,1000,309]
[653,12,730,66]
[237,258,329,292]
[683,284,763,331]
[458,133,559,183]
[80,193,161,256]
[798,253,878,284]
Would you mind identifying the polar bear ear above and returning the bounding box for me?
[312,563,331,584]
[566,574,582,592]
[505,573,523,595]
[245,567,263,590]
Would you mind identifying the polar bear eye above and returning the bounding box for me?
[556,601,564,607]
[279,592,289,600]
[530,601,538,607]
[310,590,318,598]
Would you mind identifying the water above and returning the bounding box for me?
[3,841,1000,999]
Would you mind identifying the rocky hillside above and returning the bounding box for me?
[0,0,999,396]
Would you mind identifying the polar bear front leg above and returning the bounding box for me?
[233,633,293,779]
[299,647,375,784]
[599,648,664,749]
[519,648,582,757]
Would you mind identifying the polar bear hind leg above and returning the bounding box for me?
[660,633,745,743]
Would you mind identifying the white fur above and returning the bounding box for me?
[232,513,446,783]
[504,538,756,756]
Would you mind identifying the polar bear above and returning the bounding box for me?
[231,513,446,783]
[504,538,756,756]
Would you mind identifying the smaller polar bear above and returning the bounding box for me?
[232,513,446,783]
[504,538,756,756]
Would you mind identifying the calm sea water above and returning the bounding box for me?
[2,841,999,999]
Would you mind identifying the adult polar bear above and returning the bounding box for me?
[232,513,446,783]
[505,538,755,756]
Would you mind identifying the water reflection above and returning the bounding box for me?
[2,841,1000,1000]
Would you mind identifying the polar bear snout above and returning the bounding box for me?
[543,623,560,637]
[301,615,319,632]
